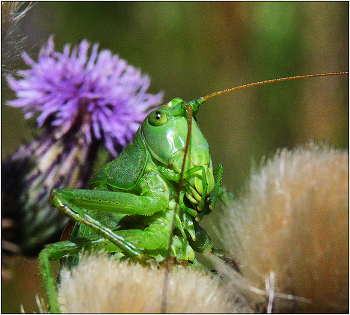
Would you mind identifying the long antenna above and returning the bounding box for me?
[161,103,193,313]
[199,72,348,103]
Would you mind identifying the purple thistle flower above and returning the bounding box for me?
[7,35,163,156]
[2,36,163,262]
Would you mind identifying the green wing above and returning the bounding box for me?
[88,129,147,191]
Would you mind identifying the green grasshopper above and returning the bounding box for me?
[38,72,347,313]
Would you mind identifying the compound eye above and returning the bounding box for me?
[148,109,168,126]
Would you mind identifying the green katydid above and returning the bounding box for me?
[38,71,348,313]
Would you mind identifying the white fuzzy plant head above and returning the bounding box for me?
[213,143,348,313]
[56,253,250,313]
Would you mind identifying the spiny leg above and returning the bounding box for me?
[158,165,211,216]
[209,164,223,209]
[194,164,223,222]
[52,196,142,257]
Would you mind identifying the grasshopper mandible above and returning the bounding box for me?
[39,71,348,312]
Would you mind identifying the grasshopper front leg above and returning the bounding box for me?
[194,164,223,222]
[158,163,223,220]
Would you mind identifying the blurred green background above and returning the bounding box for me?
[2,2,348,312]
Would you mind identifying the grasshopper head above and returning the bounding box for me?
[141,98,214,204]
[141,98,207,171]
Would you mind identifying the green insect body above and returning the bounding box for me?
[39,97,223,312]
[52,97,220,259]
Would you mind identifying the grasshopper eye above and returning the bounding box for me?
[148,109,168,126]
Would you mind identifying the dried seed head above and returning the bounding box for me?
[57,253,247,313]
[214,143,348,312]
